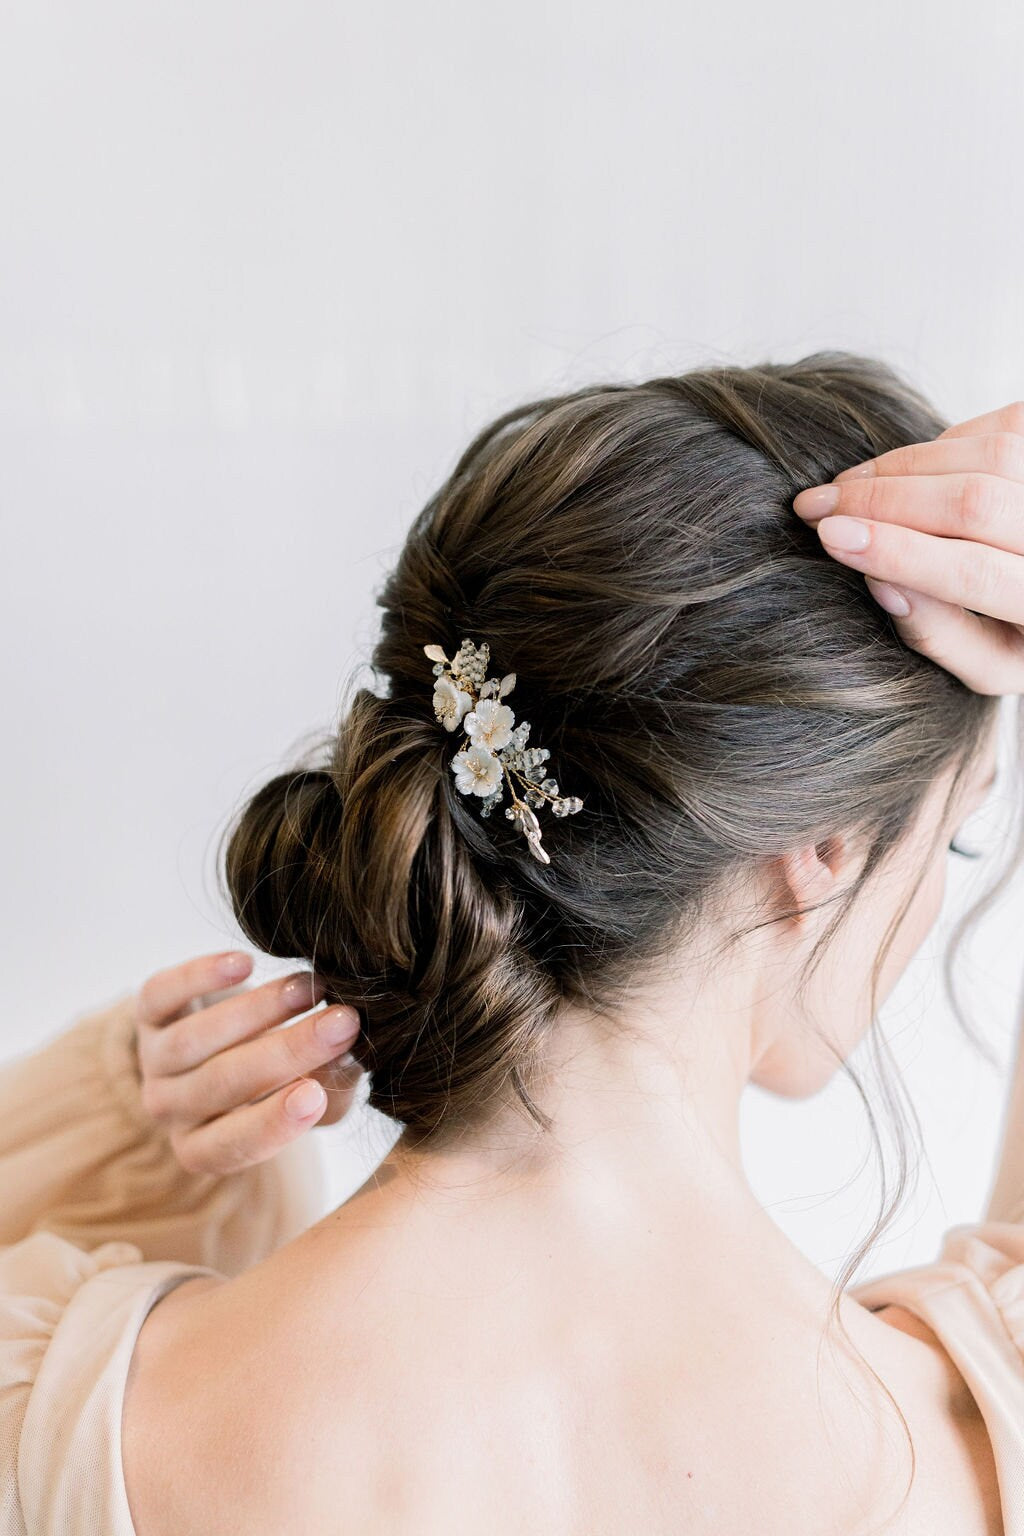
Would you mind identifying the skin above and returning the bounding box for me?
[121,402,1024,1534]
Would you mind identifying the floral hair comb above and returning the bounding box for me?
[424,637,583,865]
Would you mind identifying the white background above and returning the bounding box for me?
[2,1,1023,1283]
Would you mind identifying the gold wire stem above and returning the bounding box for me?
[500,760,557,808]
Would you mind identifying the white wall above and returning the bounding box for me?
[2,0,1023,1283]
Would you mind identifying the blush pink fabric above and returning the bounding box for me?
[0,993,325,1535]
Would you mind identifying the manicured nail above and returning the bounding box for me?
[281,972,325,1009]
[315,1006,360,1048]
[865,578,911,617]
[834,460,876,482]
[219,951,250,979]
[286,1079,327,1118]
[793,485,841,520]
[817,515,871,553]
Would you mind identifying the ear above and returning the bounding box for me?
[771,834,851,929]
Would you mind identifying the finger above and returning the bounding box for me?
[829,433,1024,493]
[798,471,1024,553]
[936,401,1024,443]
[308,1052,365,1126]
[813,515,1024,626]
[138,968,326,1078]
[171,1077,330,1176]
[136,950,253,1029]
[863,580,1024,694]
[820,405,1024,494]
[141,1004,361,1125]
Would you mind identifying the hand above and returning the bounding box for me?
[792,400,1024,694]
[133,949,362,1175]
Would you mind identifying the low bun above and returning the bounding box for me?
[220,686,562,1145]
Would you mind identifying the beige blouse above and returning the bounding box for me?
[1,990,1023,1534]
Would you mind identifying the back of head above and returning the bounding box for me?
[220,351,996,1148]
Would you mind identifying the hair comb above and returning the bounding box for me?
[424,638,583,865]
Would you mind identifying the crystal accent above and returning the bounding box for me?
[425,639,583,864]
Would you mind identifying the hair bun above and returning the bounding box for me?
[219,688,561,1145]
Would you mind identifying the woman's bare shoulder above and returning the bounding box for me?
[120,1226,374,1535]
[122,1273,240,1536]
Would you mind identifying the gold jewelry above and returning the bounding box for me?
[424,638,583,865]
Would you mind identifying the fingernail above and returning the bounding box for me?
[315,1006,360,1048]
[865,578,911,617]
[219,951,250,980]
[286,1079,327,1119]
[793,485,840,519]
[834,460,876,482]
[817,515,871,553]
[281,973,325,1009]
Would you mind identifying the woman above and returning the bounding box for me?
[3,353,1023,1535]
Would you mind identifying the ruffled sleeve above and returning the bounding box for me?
[938,1220,1024,1359]
[849,987,1024,1532]
[0,987,327,1267]
[0,1233,208,1534]
[0,988,329,1535]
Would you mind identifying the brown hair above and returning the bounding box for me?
[219,350,1016,1527]
[220,349,997,1143]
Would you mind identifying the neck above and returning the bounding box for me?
[365,928,838,1319]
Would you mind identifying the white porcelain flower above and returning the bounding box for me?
[463,697,515,752]
[433,674,473,732]
[450,743,503,797]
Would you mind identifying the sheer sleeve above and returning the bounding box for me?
[0,987,327,1270]
[0,988,330,1535]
